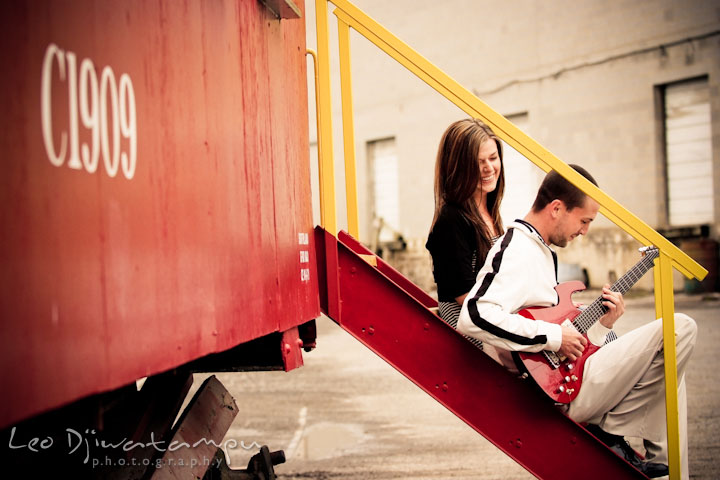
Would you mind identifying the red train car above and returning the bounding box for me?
[1,0,317,476]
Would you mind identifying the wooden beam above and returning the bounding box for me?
[150,376,238,479]
[261,0,301,19]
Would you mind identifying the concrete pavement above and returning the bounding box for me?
[208,292,719,479]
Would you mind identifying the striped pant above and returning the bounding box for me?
[438,301,484,350]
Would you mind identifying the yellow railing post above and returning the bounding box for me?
[306,48,323,208]
[655,253,682,479]
[315,0,337,235]
[336,17,360,239]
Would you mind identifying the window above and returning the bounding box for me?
[367,138,399,243]
[663,78,713,226]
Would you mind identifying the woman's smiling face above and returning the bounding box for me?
[476,139,501,198]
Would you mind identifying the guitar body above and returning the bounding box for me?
[517,281,600,403]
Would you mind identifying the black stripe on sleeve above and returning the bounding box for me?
[466,229,548,346]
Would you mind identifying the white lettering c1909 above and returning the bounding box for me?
[41,43,137,179]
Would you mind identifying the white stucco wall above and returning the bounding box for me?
[305,0,720,291]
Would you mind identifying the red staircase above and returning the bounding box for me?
[315,227,646,480]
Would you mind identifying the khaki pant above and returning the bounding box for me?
[566,314,697,479]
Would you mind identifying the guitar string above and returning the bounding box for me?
[572,251,658,333]
[575,264,644,332]
[574,253,656,332]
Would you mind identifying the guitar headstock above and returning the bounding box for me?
[639,245,659,260]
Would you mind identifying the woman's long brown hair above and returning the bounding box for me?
[430,118,505,261]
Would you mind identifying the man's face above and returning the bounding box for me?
[549,197,599,247]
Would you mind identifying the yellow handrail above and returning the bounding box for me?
[330,0,706,281]
[337,19,360,238]
[314,0,337,236]
[313,1,707,477]
[305,49,324,226]
[656,253,681,480]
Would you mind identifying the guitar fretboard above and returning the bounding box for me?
[572,248,659,334]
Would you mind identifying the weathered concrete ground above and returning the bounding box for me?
[203,292,719,479]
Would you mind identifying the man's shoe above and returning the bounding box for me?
[641,462,669,478]
[585,424,669,478]
[585,424,642,467]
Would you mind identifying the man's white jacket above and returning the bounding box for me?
[457,220,610,371]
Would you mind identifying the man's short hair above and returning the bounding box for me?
[531,164,598,212]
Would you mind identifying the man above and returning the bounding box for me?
[457,165,696,479]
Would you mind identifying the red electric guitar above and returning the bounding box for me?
[517,246,659,403]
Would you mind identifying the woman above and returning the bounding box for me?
[426,119,505,342]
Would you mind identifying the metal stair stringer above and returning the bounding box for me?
[315,227,645,480]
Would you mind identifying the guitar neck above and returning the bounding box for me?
[573,249,658,334]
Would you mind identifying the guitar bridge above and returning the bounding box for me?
[542,350,562,369]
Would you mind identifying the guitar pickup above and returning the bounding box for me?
[543,350,562,368]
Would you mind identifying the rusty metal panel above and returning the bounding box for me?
[0,0,319,428]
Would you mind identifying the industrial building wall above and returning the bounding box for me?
[306,0,720,292]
